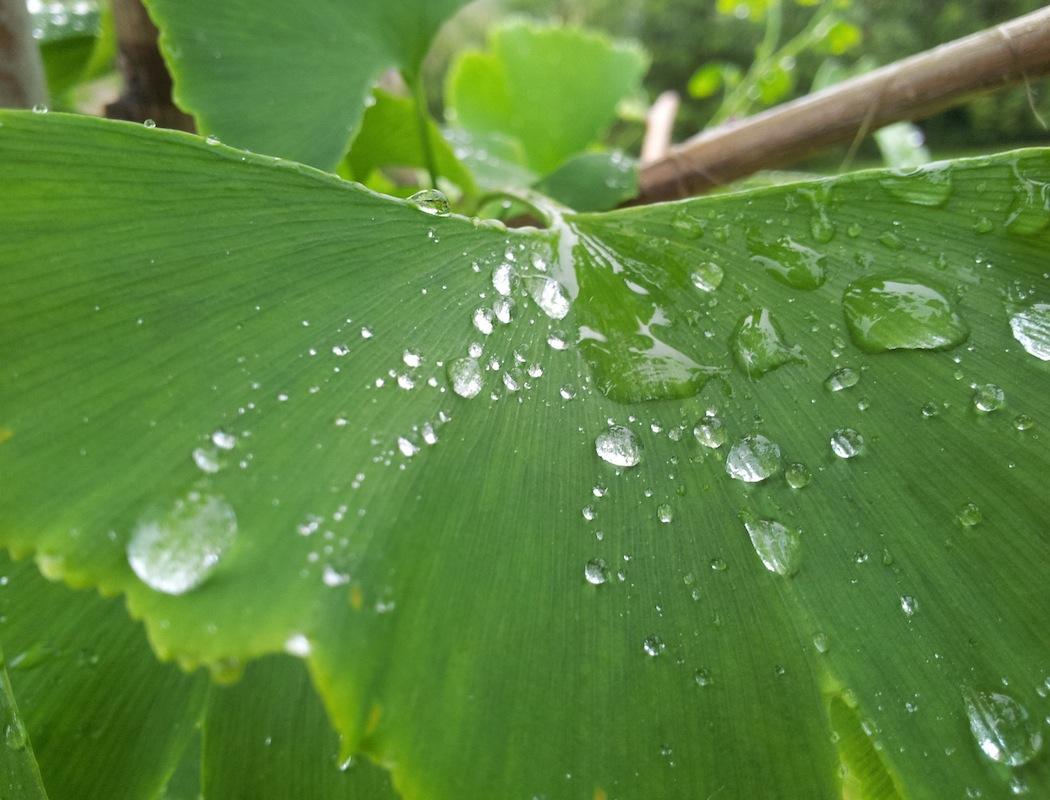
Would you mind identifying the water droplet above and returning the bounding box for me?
[584,558,608,585]
[690,262,724,292]
[812,632,829,654]
[842,275,969,353]
[1009,304,1050,361]
[973,384,1005,413]
[725,434,781,483]
[743,517,801,576]
[957,502,982,527]
[900,595,918,616]
[360,326,373,339]
[211,430,236,450]
[710,558,727,572]
[824,367,860,392]
[143,118,156,129]
[785,462,811,489]
[447,357,483,399]
[205,134,220,145]
[830,428,864,459]
[642,635,665,657]
[1014,413,1034,431]
[526,276,571,320]
[4,719,27,751]
[493,297,514,324]
[32,103,48,114]
[323,565,350,586]
[472,307,494,336]
[402,350,422,368]
[879,165,953,206]
[671,207,705,238]
[127,493,237,595]
[657,503,674,524]
[595,425,642,468]
[694,668,712,687]
[693,415,725,449]
[921,401,940,418]
[748,232,827,289]
[408,189,450,216]
[492,263,515,296]
[192,447,220,474]
[397,437,418,457]
[547,331,569,350]
[559,385,576,400]
[731,308,804,378]
[963,689,1043,766]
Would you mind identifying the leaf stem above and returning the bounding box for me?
[407,71,439,189]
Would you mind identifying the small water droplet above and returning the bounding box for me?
[402,350,422,368]
[824,367,860,392]
[192,446,220,474]
[900,594,918,616]
[842,276,969,353]
[447,357,483,399]
[785,462,811,489]
[830,428,864,459]
[921,401,940,418]
[963,689,1043,766]
[657,503,674,524]
[584,558,608,585]
[725,434,781,483]
[694,668,712,687]
[211,430,236,450]
[595,425,642,468]
[472,307,494,336]
[143,118,156,129]
[690,262,724,292]
[127,493,237,595]
[743,517,801,576]
[879,165,953,206]
[32,103,48,114]
[710,558,727,572]
[4,719,27,751]
[408,189,450,216]
[1014,413,1034,431]
[693,415,726,449]
[957,502,982,527]
[812,632,829,654]
[748,232,827,290]
[492,262,515,296]
[642,635,665,657]
[1010,304,1050,361]
[973,384,1005,413]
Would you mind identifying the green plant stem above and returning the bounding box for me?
[407,71,439,189]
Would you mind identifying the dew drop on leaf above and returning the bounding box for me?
[690,262,723,292]
[657,503,674,524]
[447,357,483,399]
[526,276,571,320]
[785,462,812,489]
[824,367,860,392]
[842,275,969,353]
[492,262,515,296]
[4,719,27,751]
[973,383,1005,413]
[1014,413,1034,431]
[693,414,726,449]
[743,517,801,576]
[963,689,1043,766]
[900,595,918,616]
[192,446,220,474]
[879,165,953,207]
[731,308,804,378]
[472,307,494,336]
[830,428,864,459]
[408,189,450,216]
[747,232,827,289]
[584,558,608,585]
[694,668,712,687]
[127,493,237,595]
[211,430,236,450]
[725,434,781,482]
[957,502,983,527]
[1009,303,1050,361]
[595,425,642,468]
[642,635,665,657]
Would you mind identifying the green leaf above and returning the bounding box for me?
[0,646,48,800]
[343,90,475,195]
[687,61,741,100]
[533,151,638,212]
[2,111,1050,799]
[445,22,648,175]
[0,554,207,800]
[142,0,469,169]
[202,656,397,799]
[31,0,115,101]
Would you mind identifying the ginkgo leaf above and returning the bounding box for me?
[143,0,470,169]
[1,111,1049,800]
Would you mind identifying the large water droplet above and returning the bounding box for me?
[973,384,1005,413]
[879,165,953,207]
[1009,303,1050,361]
[725,434,781,482]
[584,558,608,585]
[842,275,969,353]
[785,462,811,489]
[731,308,804,378]
[963,689,1043,766]
[748,232,827,290]
[525,276,571,320]
[693,414,726,449]
[690,262,724,292]
[447,357,483,399]
[595,425,642,468]
[830,428,864,459]
[744,517,801,576]
[127,493,237,595]
[408,189,450,216]
[825,367,860,392]
[642,635,665,657]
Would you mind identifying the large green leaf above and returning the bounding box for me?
[143,0,469,169]
[0,554,207,800]
[445,22,648,175]
[2,111,1049,799]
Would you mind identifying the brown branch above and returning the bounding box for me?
[105,0,193,131]
[637,6,1050,204]
[0,0,48,109]
[640,90,680,164]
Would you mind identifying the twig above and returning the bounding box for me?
[641,90,680,164]
[0,0,48,109]
[637,6,1050,204]
[105,0,193,130]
